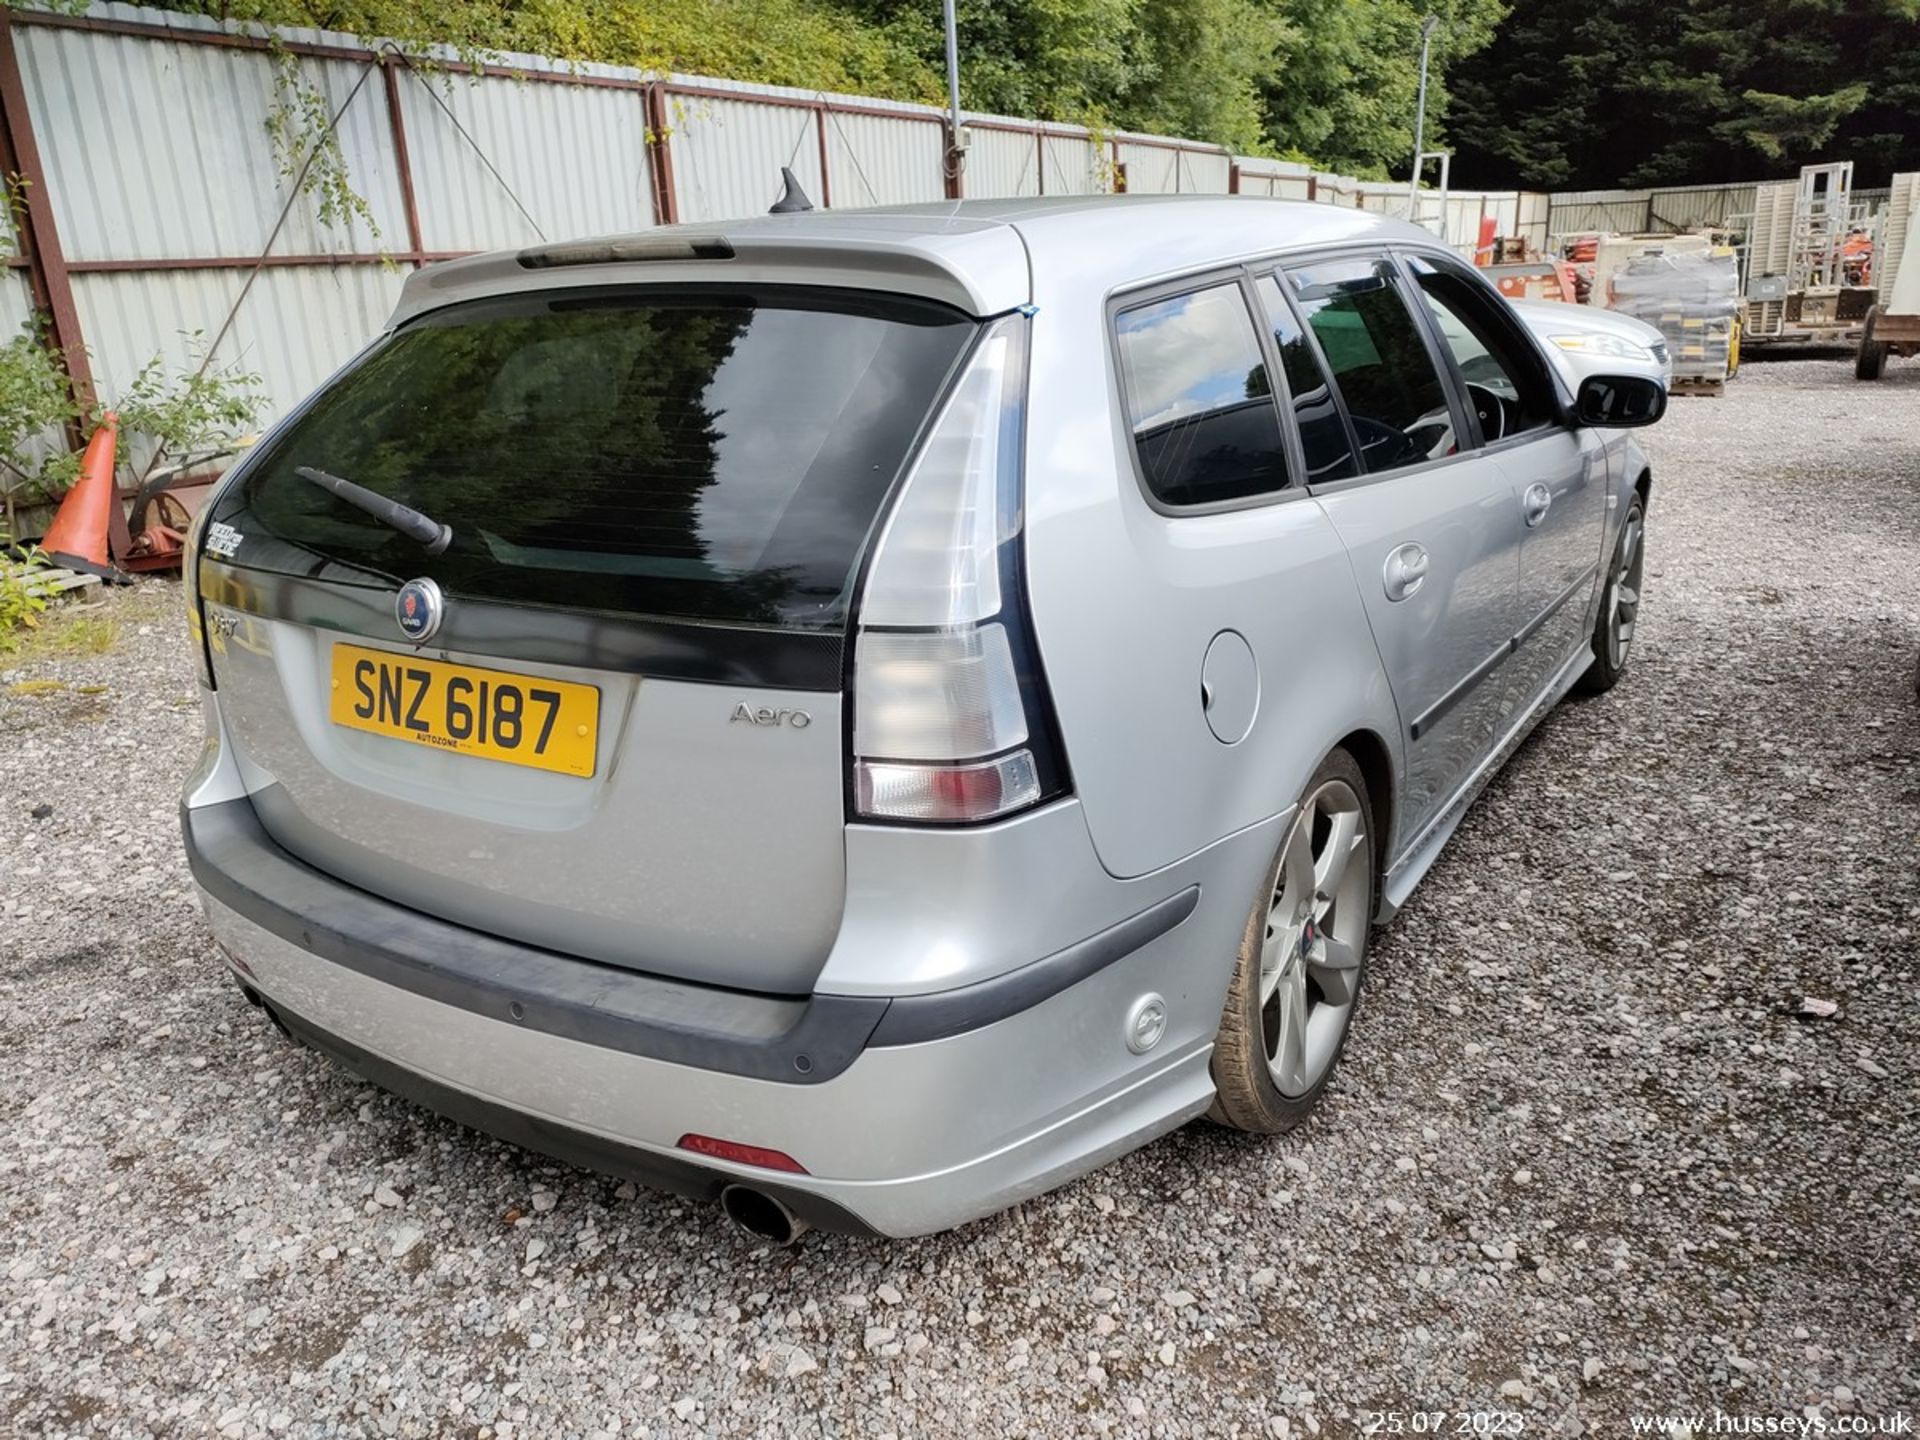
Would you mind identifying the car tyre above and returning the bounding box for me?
[1856,305,1888,382]
[1208,748,1375,1134]
[1575,495,1645,696]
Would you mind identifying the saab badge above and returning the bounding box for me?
[395,577,445,644]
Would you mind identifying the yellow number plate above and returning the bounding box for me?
[329,643,599,778]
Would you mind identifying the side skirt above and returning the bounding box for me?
[1375,640,1594,922]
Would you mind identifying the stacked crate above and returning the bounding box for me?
[1609,250,1741,393]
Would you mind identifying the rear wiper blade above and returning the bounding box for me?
[293,466,452,555]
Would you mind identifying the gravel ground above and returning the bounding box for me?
[3,356,1916,1439]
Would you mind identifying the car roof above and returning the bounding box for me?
[389,196,1439,326]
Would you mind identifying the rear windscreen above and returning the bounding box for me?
[209,286,977,631]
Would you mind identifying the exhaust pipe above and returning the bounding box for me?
[236,981,297,1045]
[720,1184,810,1245]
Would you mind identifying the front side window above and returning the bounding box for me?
[1284,258,1454,475]
[1115,283,1291,507]
[1255,275,1357,484]
[1406,255,1556,442]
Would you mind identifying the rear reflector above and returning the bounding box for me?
[676,1134,808,1174]
[854,751,1041,823]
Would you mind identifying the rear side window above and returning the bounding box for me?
[1115,283,1291,507]
[1254,275,1357,484]
[1284,258,1453,476]
[209,287,976,631]
[1406,255,1556,442]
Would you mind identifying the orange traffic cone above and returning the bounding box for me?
[41,412,126,580]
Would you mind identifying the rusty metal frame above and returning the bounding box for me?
[645,82,680,225]
[0,11,93,413]
[381,57,425,257]
[814,106,832,209]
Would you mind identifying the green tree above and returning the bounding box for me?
[178,0,944,99]
[1112,0,1291,155]
[1451,0,1918,189]
[842,0,1144,128]
[1260,0,1507,177]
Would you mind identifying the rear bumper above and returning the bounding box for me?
[185,797,1280,1236]
[256,989,879,1237]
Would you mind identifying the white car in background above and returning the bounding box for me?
[1511,298,1673,388]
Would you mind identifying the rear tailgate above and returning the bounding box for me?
[198,283,977,994]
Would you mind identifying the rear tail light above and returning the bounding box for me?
[850,314,1069,825]
[183,499,217,688]
[852,626,1026,759]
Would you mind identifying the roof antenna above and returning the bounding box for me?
[769,166,815,214]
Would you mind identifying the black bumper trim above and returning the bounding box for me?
[1514,563,1600,649]
[185,797,886,1084]
[1409,639,1510,742]
[867,885,1200,1046]
[262,991,877,1237]
[184,796,1197,1075]
[1411,564,1602,742]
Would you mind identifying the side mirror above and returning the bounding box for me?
[1575,374,1667,428]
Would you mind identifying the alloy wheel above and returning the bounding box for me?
[1258,778,1369,1098]
[1606,508,1644,670]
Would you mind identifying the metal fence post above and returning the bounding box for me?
[0,7,94,424]
[646,82,680,225]
[381,57,425,261]
[814,106,832,208]
[944,124,963,200]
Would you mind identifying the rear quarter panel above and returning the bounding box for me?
[1020,261,1403,881]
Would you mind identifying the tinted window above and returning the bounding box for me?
[1115,283,1291,507]
[209,287,976,631]
[1407,255,1555,441]
[1285,258,1453,475]
[1255,275,1357,484]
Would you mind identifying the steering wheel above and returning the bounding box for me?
[1348,413,1419,469]
[1464,382,1508,443]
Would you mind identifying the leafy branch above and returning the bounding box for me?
[115,335,266,484]
[263,45,383,242]
[0,319,82,538]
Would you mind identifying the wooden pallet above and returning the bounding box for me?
[1670,375,1727,398]
[2,561,103,600]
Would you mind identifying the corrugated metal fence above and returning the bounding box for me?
[3,0,1780,444]
[1543,184,1763,238]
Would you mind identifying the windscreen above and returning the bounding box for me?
[208,286,977,631]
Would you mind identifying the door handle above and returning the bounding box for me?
[1382,543,1428,602]
[1522,483,1553,528]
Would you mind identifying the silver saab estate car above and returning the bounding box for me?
[181,197,1664,1240]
